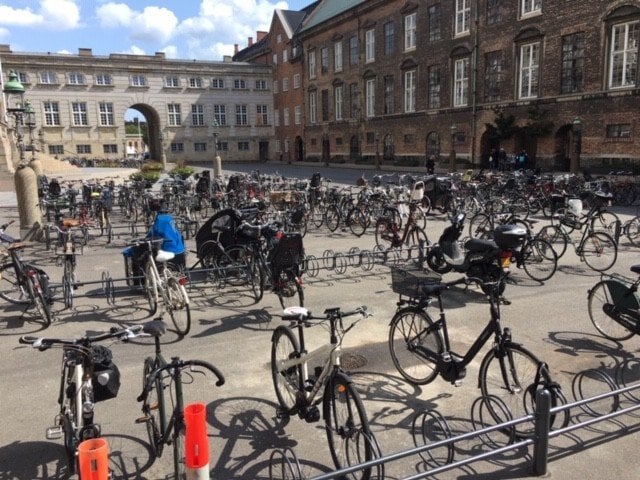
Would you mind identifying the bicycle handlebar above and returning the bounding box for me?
[280,305,369,323]
[19,325,144,351]
[137,359,225,402]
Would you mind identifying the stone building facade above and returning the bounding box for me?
[0,45,274,168]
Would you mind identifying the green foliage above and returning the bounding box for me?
[141,161,163,173]
[170,166,195,179]
[485,106,518,143]
[129,171,160,183]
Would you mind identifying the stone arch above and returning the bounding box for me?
[127,103,162,161]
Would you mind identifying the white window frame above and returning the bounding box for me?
[191,104,205,126]
[274,80,279,94]
[283,49,288,63]
[609,21,639,89]
[283,78,289,92]
[365,79,375,118]
[213,105,226,126]
[72,102,88,126]
[236,105,248,125]
[275,109,280,127]
[519,42,540,99]
[309,92,317,124]
[521,0,542,17]
[453,58,470,107]
[39,71,57,84]
[335,85,344,121]
[234,79,247,89]
[99,102,114,126]
[294,105,302,125]
[95,74,112,86]
[404,70,416,113]
[188,77,203,88]
[284,107,290,127]
[455,0,470,36]
[257,105,269,126]
[404,13,417,51]
[334,42,343,72]
[211,78,224,89]
[366,29,376,63]
[131,75,147,87]
[165,76,180,87]
[273,53,278,65]
[44,101,60,126]
[168,103,182,126]
[68,73,85,85]
[309,50,317,79]
[255,79,267,90]
[293,74,301,89]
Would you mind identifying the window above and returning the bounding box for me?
[39,71,57,84]
[238,141,250,151]
[455,0,470,36]
[218,141,229,152]
[404,13,417,51]
[519,42,540,98]
[103,144,118,154]
[284,139,290,153]
[335,41,343,72]
[95,74,112,86]
[131,75,147,86]
[561,33,585,94]
[609,21,639,89]
[365,29,375,63]
[453,58,470,106]
[276,139,282,152]
[336,137,343,146]
[349,36,358,65]
[213,105,226,126]
[234,79,247,89]
[350,83,359,119]
[428,66,441,109]
[365,79,375,118]
[188,77,203,88]
[384,75,395,114]
[67,73,85,85]
[99,102,114,126]
[191,104,205,126]
[321,47,329,72]
[484,51,503,102]
[283,78,289,91]
[293,74,301,89]
[309,92,317,124]
[487,0,502,25]
[404,70,416,113]
[165,76,180,87]
[194,142,207,152]
[427,132,440,157]
[335,85,344,121]
[236,105,248,125]
[274,109,280,127]
[48,145,64,155]
[321,90,329,122]
[168,103,182,126]
[274,80,279,93]
[273,53,278,65]
[17,72,29,84]
[211,78,224,88]
[76,144,91,154]
[283,49,288,63]
[171,143,184,152]
[72,102,88,126]
[294,105,302,125]
[255,79,267,90]
[521,0,541,17]
[384,21,395,55]
[428,5,441,41]
[284,107,290,126]
[257,105,269,126]
[606,124,631,138]
[277,34,282,43]
[43,101,60,126]
[309,50,317,79]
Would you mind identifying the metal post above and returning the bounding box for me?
[532,388,551,476]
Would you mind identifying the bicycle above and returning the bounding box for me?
[18,324,143,476]
[52,224,80,309]
[136,319,225,479]
[0,221,53,326]
[587,265,640,341]
[271,305,375,479]
[127,238,191,336]
[387,268,562,437]
[374,201,430,253]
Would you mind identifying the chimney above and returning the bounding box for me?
[234,44,239,54]
[248,37,253,46]
[257,31,267,42]
[78,47,92,56]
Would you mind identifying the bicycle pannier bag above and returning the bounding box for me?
[91,345,121,402]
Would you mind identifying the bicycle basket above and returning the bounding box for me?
[390,266,441,298]
[90,345,121,402]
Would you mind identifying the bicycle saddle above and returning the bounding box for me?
[282,306,309,320]
[143,319,166,337]
[155,250,175,263]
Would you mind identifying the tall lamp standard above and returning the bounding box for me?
[375,132,380,170]
[570,117,582,174]
[23,100,42,177]
[211,119,220,178]
[449,122,457,173]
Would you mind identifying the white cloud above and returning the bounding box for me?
[96,2,134,28]
[0,27,9,39]
[0,0,80,29]
[128,45,146,55]
[96,3,177,45]
[161,45,178,59]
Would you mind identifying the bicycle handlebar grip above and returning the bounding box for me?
[189,360,225,387]
[18,336,38,344]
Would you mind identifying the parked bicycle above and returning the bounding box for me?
[52,224,80,309]
[271,305,375,479]
[374,201,430,253]
[19,324,143,476]
[136,319,225,479]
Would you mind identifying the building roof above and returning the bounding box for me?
[299,0,367,33]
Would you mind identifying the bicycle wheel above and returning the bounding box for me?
[624,217,640,246]
[250,256,265,302]
[310,203,325,229]
[325,205,340,232]
[271,326,301,414]
[199,197,210,219]
[581,231,617,272]
[374,217,394,249]
[142,357,163,459]
[468,213,492,239]
[389,308,443,385]
[591,211,620,240]
[406,226,430,258]
[323,371,372,479]
[479,343,546,438]
[347,208,368,237]
[0,262,30,304]
[165,276,191,336]
[62,270,73,309]
[413,205,427,230]
[537,225,568,259]
[521,238,558,282]
[276,270,304,309]
[26,273,52,327]
[587,280,637,341]
[145,263,158,314]
[173,420,187,479]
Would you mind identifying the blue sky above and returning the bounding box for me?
[1,0,311,60]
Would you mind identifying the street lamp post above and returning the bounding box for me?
[449,122,457,172]
[211,120,220,178]
[375,133,380,170]
[570,117,582,174]
[23,100,42,176]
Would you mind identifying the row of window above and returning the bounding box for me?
[47,140,258,156]
[14,71,269,90]
[273,74,302,93]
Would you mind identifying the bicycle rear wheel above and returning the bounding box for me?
[145,263,158,314]
[347,208,368,237]
[325,205,340,232]
[581,231,617,272]
[0,262,30,304]
[587,280,637,341]
[271,326,301,414]
[142,357,163,458]
[374,217,394,249]
[537,225,568,259]
[173,420,186,479]
[468,213,492,239]
[323,371,372,480]
[522,238,558,282]
[27,272,52,327]
[276,270,304,309]
[165,276,191,336]
[624,216,640,246]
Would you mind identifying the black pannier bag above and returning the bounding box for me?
[91,345,121,402]
[269,232,304,277]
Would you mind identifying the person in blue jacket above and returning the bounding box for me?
[147,202,186,270]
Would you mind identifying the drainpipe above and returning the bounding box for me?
[471,0,480,166]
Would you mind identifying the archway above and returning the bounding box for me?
[126,104,162,163]
[554,124,573,172]
[322,134,330,164]
[295,136,304,162]
[349,135,360,162]
[383,134,394,162]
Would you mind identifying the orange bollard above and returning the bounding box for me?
[77,437,109,480]
[184,402,210,479]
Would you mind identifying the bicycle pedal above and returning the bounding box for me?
[46,426,63,439]
[303,405,320,423]
[135,415,151,424]
[453,379,464,387]
[275,407,291,420]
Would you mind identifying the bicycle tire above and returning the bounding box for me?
[0,262,31,304]
[537,225,568,259]
[389,308,443,385]
[145,263,158,314]
[276,270,304,309]
[479,343,548,438]
[271,326,301,414]
[142,357,163,459]
[27,273,52,327]
[591,211,620,240]
[325,205,340,232]
[587,280,637,341]
[624,216,640,246]
[406,226,430,259]
[374,217,394,249]
[310,203,325,229]
[199,197,210,219]
[63,271,73,309]
[522,238,558,282]
[413,205,428,230]
[251,256,265,303]
[468,213,492,239]
[173,421,187,479]
[347,208,368,237]
[550,207,577,234]
[581,231,617,272]
[166,276,191,336]
[323,371,372,480]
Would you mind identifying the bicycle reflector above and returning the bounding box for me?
[178,275,188,286]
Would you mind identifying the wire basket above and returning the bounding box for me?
[390,265,441,298]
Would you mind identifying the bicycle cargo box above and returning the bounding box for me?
[391,266,441,298]
[269,233,304,269]
[90,345,121,402]
[493,224,527,249]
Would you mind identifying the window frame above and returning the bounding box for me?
[334,85,344,121]
[191,104,205,126]
[455,0,471,36]
[518,42,540,99]
[453,57,470,107]
[309,50,317,79]
[404,13,417,51]
[404,70,416,113]
[213,104,227,126]
[335,41,343,72]
[71,101,89,126]
[608,20,639,89]
[384,21,395,55]
[235,104,248,126]
[309,91,317,124]
[365,29,376,63]
[98,102,114,126]
[167,103,182,126]
[365,79,376,118]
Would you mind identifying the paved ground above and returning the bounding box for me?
[0,162,639,480]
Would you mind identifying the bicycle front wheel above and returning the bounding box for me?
[271,326,301,414]
[468,213,492,239]
[323,371,372,480]
[581,231,617,272]
[145,263,158,314]
[325,205,340,232]
[142,357,163,459]
[374,217,394,249]
[347,208,368,237]
[276,270,304,309]
[173,421,186,479]
[537,225,568,259]
[389,309,443,385]
[587,280,637,341]
[27,273,52,327]
[0,262,30,304]
[165,276,191,336]
[522,238,558,282]
[479,344,546,438]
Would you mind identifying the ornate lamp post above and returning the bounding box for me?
[23,100,42,176]
[211,119,220,178]
[570,117,582,174]
[449,122,457,172]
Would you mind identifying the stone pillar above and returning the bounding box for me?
[14,164,43,240]
[29,157,43,177]
[214,154,222,178]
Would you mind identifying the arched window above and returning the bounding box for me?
[426,132,440,158]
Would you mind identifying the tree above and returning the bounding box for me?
[485,106,518,146]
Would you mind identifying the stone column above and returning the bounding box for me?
[14,163,43,240]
